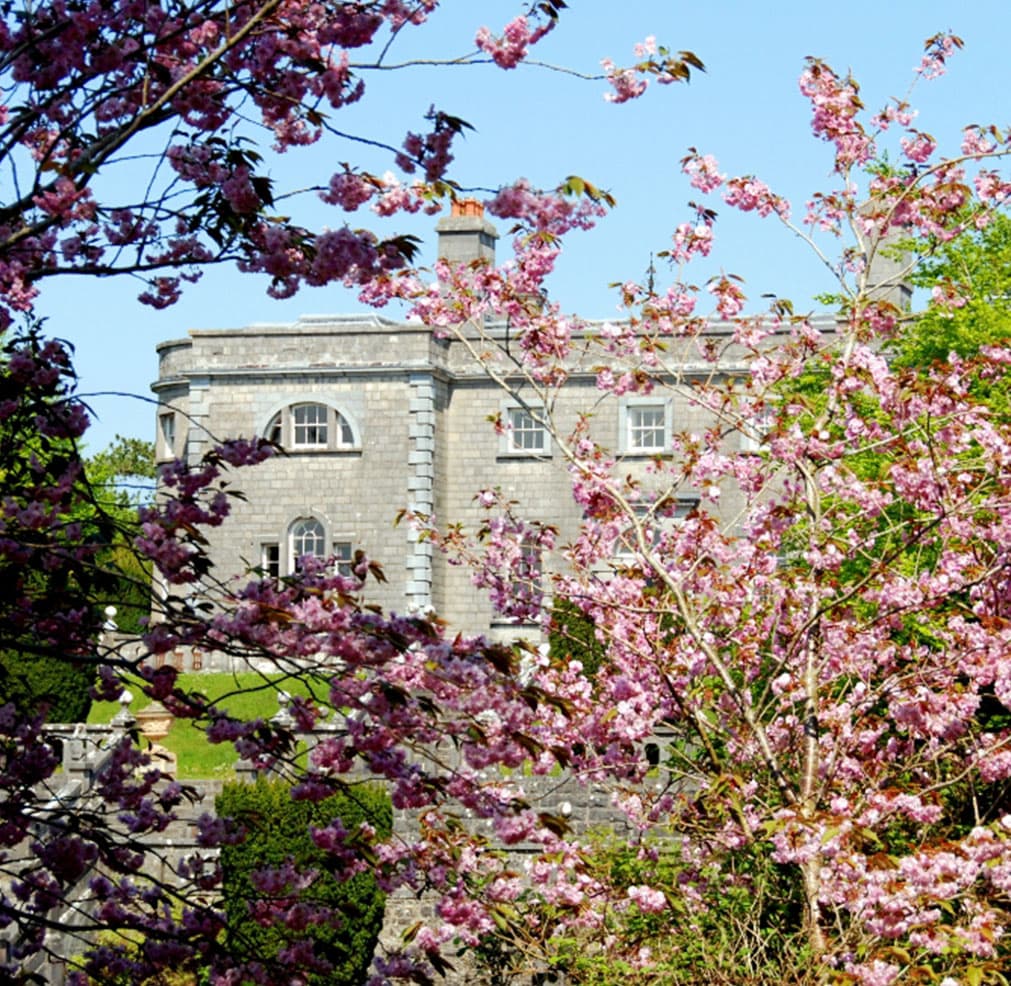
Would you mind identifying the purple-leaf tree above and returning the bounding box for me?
[0,1,701,982]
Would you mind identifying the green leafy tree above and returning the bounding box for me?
[0,403,154,721]
[0,329,122,722]
[548,597,605,680]
[83,435,156,636]
[896,210,1011,369]
[216,778,392,986]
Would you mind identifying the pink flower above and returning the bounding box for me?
[723,175,790,219]
[627,884,667,913]
[916,32,962,80]
[961,126,997,156]
[707,275,745,318]
[682,151,725,193]
[601,59,648,104]
[321,171,375,210]
[900,132,936,164]
[475,15,553,70]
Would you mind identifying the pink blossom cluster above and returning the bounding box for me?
[396,107,469,182]
[486,178,609,238]
[707,274,746,318]
[682,150,725,193]
[600,57,647,103]
[799,59,875,170]
[0,0,459,317]
[722,175,790,219]
[321,170,377,211]
[962,125,999,157]
[803,186,855,233]
[603,39,704,102]
[900,130,937,164]
[669,216,714,263]
[871,99,916,131]
[916,32,963,80]
[475,15,554,70]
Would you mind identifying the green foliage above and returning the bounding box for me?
[0,327,111,721]
[216,777,391,985]
[86,435,157,487]
[86,930,201,985]
[892,210,1011,424]
[548,597,605,679]
[469,831,814,986]
[0,652,94,723]
[898,211,1011,367]
[549,840,812,986]
[83,435,155,636]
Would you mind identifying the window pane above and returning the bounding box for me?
[740,403,772,453]
[333,541,354,577]
[290,518,326,565]
[266,412,282,445]
[509,538,543,619]
[617,499,698,562]
[292,404,328,447]
[159,413,175,454]
[508,406,545,452]
[337,413,354,448]
[261,543,280,579]
[627,404,666,451]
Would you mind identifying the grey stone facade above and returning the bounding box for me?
[153,203,844,640]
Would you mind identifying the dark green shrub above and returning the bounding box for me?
[216,778,391,985]
[548,597,605,679]
[0,651,94,723]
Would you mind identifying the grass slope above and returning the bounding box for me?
[88,673,315,779]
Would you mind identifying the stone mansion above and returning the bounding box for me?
[153,203,899,642]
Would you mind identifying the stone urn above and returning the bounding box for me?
[135,700,177,777]
[135,700,174,743]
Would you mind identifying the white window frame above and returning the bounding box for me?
[265,402,358,452]
[619,397,672,455]
[292,402,328,449]
[616,496,698,565]
[260,542,280,579]
[739,401,775,454]
[289,517,327,571]
[512,538,543,597]
[499,401,550,457]
[158,411,177,460]
[492,537,547,627]
[270,519,356,578]
[332,540,354,578]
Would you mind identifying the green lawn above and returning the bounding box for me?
[88,673,317,780]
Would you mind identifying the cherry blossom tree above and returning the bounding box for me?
[389,32,1011,985]
[0,0,701,320]
[4,6,1011,986]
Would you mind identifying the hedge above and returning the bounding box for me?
[216,777,392,985]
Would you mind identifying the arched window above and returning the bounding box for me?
[289,517,326,570]
[261,522,354,579]
[265,402,357,451]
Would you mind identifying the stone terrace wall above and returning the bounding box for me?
[26,697,674,984]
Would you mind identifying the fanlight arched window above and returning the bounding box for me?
[289,517,326,571]
[280,518,355,577]
[265,402,357,451]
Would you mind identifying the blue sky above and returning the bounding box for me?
[35,0,1011,451]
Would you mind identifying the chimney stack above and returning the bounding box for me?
[859,201,913,310]
[435,198,498,266]
[865,240,913,310]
